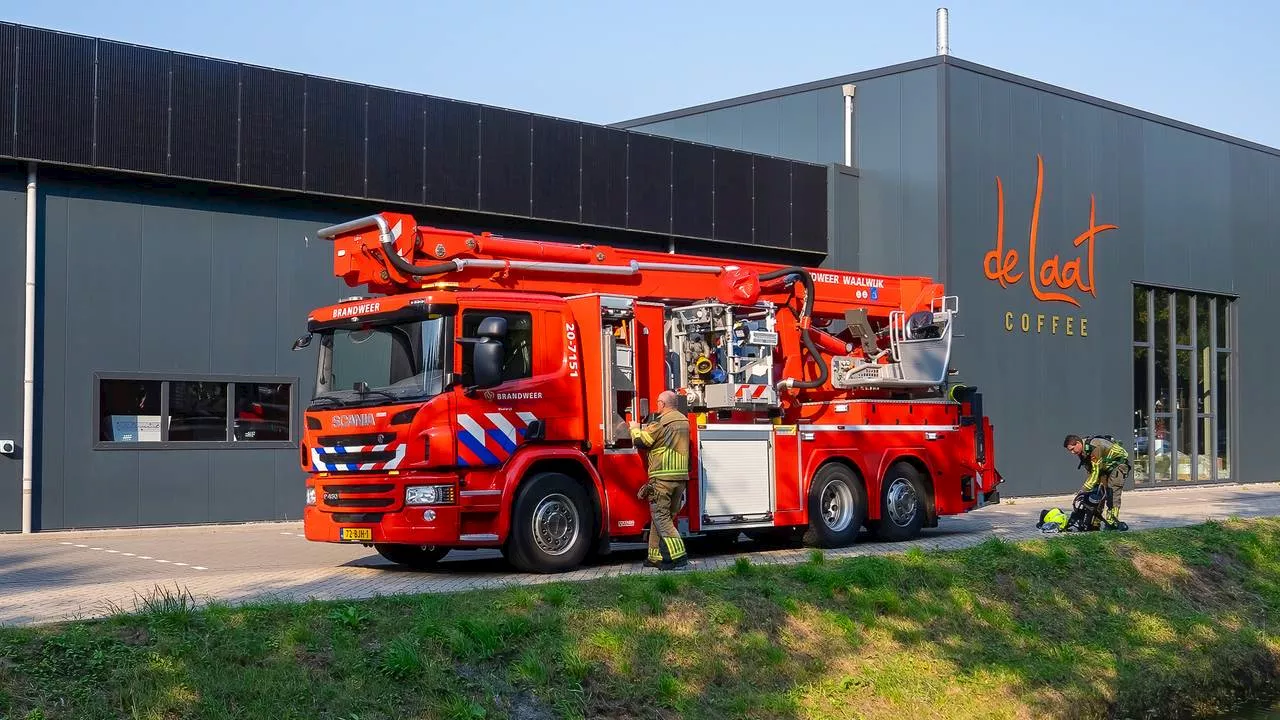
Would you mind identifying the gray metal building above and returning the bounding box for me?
[619,53,1270,497]
[2,20,1271,533]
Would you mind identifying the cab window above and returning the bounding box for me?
[459,310,534,386]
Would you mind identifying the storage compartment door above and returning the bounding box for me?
[698,427,774,525]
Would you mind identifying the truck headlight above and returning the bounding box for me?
[406,484,455,505]
[305,487,316,505]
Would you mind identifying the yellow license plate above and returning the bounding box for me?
[339,527,373,542]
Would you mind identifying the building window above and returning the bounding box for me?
[1131,285,1233,485]
[96,374,296,448]
[168,381,229,441]
[99,379,163,442]
[234,382,293,441]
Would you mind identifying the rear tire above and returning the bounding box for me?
[507,472,594,573]
[374,543,449,569]
[874,462,929,542]
[803,463,868,548]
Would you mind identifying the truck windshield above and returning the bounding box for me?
[312,314,449,408]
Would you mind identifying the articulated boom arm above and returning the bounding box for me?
[316,212,959,396]
[316,212,944,321]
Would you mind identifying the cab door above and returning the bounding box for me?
[450,304,565,468]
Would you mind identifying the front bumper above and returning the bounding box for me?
[303,503,467,545]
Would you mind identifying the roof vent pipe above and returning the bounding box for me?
[936,7,950,56]
[841,83,856,167]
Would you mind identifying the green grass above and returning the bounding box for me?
[5,519,1280,719]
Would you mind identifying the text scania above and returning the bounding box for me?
[332,413,376,428]
[331,302,381,319]
[810,272,886,289]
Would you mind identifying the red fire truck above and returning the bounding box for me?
[293,212,1002,573]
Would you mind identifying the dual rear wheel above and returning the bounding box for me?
[802,460,929,547]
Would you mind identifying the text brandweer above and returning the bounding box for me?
[332,302,381,318]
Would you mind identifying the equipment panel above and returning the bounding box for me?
[697,425,775,528]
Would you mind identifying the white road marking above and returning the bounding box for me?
[55,542,210,570]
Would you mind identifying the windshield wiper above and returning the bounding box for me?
[351,382,401,404]
[308,396,341,407]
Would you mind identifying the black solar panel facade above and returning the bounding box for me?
[0,22,828,254]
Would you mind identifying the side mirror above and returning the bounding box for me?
[638,398,650,420]
[458,316,508,391]
[291,334,312,351]
[473,341,504,389]
[477,316,507,340]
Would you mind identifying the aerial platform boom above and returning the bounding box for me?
[317,212,959,397]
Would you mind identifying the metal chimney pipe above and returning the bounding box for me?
[936,7,950,56]
[841,83,856,167]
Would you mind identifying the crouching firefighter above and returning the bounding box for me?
[1064,433,1131,531]
[631,390,691,570]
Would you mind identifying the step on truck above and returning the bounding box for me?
[292,212,1003,572]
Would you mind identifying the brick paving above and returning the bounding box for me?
[2,481,1279,627]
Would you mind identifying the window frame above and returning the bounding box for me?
[1131,281,1237,486]
[93,371,299,451]
[457,309,537,387]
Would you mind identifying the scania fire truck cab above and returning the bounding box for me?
[294,212,1002,573]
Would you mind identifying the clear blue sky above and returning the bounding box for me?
[5,0,1276,147]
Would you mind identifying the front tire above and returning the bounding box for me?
[803,463,868,547]
[874,462,929,542]
[374,543,449,569]
[507,472,594,573]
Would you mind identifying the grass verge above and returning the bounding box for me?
[3,518,1280,719]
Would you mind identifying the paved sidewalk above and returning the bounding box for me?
[2,482,1278,627]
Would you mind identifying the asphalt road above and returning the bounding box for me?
[2,481,1278,627]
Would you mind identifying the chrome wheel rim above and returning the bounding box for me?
[820,478,854,532]
[885,478,919,527]
[532,493,580,556]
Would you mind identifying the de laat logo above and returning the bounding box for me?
[982,153,1119,339]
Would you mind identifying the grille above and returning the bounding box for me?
[325,496,395,508]
[322,484,394,494]
[317,433,396,447]
[320,483,400,512]
[332,513,384,523]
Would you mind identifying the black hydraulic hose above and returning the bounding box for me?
[315,214,461,280]
[381,250,459,280]
[757,266,829,390]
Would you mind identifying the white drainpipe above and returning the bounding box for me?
[21,163,35,533]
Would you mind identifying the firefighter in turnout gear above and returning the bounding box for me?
[1064,433,1131,531]
[631,390,691,570]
